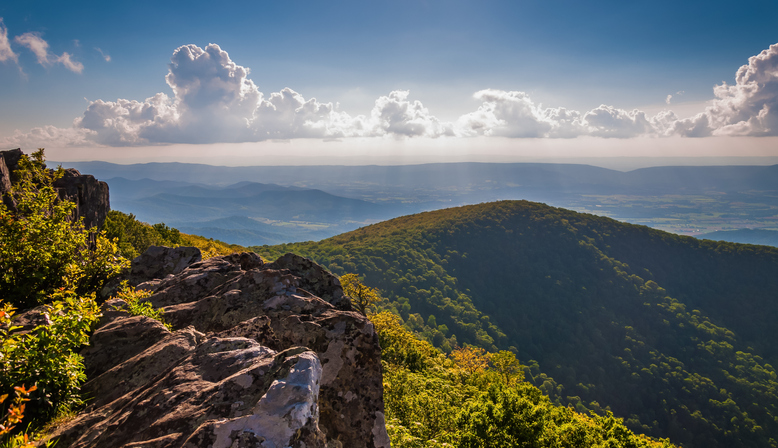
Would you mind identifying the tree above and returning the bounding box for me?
[451,345,490,376]
[102,210,184,259]
[489,350,524,386]
[0,149,127,309]
[340,273,381,316]
[0,149,124,442]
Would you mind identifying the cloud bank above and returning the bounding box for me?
[5,41,778,148]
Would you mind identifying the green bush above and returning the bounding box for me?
[0,149,123,442]
[0,149,127,310]
[0,291,100,426]
[113,281,171,330]
[102,211,184,259]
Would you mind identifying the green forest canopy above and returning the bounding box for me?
[254,200,778,448]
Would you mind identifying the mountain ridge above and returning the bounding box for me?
[254,200,778,448]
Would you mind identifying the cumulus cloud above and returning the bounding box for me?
[67,43,454,145]
[674,43,778,137]
[0,18,18,64]
[456,43,778,139]
[457,90,555,138]
[13,31,83,73]
[457,90,657,138]
[367,90,453,138]
[649,110,680,136]
[10,41,778,148]
[583,105,653,138]
[75,94,178,145]
[72,44,369,145]
[254,87,360,140]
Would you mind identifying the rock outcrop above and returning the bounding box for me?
[48,247,390,448]
[0,149,110,228]
[0,148,22,211]
[52,168,110,229]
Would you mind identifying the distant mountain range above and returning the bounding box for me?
[54,160,778,245]
[100,177,428,245]
[53,160,778,194]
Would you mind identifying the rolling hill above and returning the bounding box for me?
[255,200,778,448]
[102,177,421,244]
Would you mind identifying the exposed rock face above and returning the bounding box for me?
[0,149,110,228]
[52,168,110,229]
[49,248,390,448]
[0,148,22,211]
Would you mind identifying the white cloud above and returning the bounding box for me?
[75,94,178,145]
[457,90,554,138]
[0,18,18,64]
[56,52,83,73]
[583,105,653,138]
[68,43,457,145]
[1,124,95,148]
[457,90,655,138]
[254,87,360,140]
[673,43,778,137]
[649,110,680,136]
[542,107,587,138]
[367,90,453,138]
[72,44,370,145]
[96,47,111,62]
[14,32,49,65]
[14,31,83,73]
[10,41,778,148]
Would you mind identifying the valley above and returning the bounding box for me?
[56,160,778,247]
[52,158,778,446]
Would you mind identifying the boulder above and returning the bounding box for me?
[48,249,389,448]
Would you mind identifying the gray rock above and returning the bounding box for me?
[130,245,204,283]
[0,149,23,211]
[53,168,110,229]
[49,250,389,448]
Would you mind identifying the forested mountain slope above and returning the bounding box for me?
[256,200,778,448]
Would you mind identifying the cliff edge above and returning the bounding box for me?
[47,246,389,447]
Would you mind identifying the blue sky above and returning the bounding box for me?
[1,0,778,165]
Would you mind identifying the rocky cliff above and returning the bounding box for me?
[46,246,390,448]
[0,148,109,228]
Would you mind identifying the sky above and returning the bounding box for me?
[1,0,778,167]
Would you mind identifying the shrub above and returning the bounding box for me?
[0,149,127,310]
[0,149,121,442]
[0,291,100,427]
[113,281,171,330]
